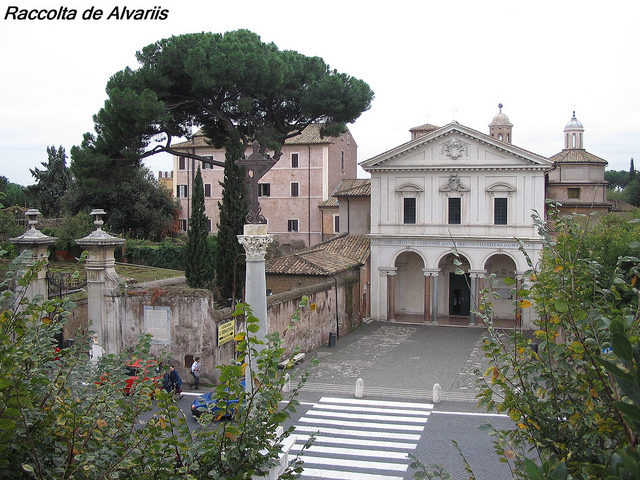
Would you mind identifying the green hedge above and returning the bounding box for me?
[116,239,186,270]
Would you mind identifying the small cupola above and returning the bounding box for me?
[564,111,584,149]
[489,103,513,144]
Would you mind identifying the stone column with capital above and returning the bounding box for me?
[237,223,272,347]
[423,273,431,324]
[75,209,125,357]
[387,270,397,321]
[10,208,57,302]
[432,273,440,324]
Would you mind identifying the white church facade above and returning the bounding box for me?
[360,107,554,329]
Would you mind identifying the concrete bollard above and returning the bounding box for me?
[282,373,291,393]
[433,383,441,403]
[355,378,364,398]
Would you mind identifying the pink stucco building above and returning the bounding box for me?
[171,124,357,250]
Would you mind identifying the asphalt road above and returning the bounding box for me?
[177,320,520,479]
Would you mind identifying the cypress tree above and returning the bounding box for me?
[185,167,214,289]
[215,132,249,301]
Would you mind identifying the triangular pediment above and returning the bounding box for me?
[360,122,553,171]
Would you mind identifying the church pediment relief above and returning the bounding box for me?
[440,138,470,160]
[439,173,470,192]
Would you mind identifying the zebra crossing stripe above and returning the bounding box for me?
[319,396,434,409]
[305,409,430,423]
[294,425,422,441]
[293,397,435,479]
[313,403,434,416]
[297,455,407,471]
[295,434,418,450]
[300,416,425,431]
[292,444,410,460]
[300,468,404,480]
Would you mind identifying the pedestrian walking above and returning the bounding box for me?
[164,365,183,399]
[189,356,201,390]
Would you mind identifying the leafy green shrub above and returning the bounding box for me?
[0,251,185,479]
[0,249,313,479]
[41,212,94,258]
[117,238,186,270]
[0,208,24,242]
[475,204,640,478]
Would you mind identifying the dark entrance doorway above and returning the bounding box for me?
[449,272,470,316]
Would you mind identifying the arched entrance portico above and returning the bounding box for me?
[436,253,474,325]
[483,253,520,327]
[391,251,425,321]
[380,247,531,328]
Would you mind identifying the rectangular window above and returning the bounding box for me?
[202,156,213,169]
[333,214,340,233]
[178,156,186,170]
[341,151,345,170]
[494,198,508,225]
[179,219,187,231]
[258,183,271,197]
[291,153,299,168]
[177,184,188,198]
[204,184,211,197]
[288,219,299,232]
[207,219,212,232]
[403,197,416,224]
[291,182,299,197]
[448,197,461,224]
[568,188,581,199]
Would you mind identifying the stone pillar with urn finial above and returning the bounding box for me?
[75,209,125,358]
[10,208,58,302]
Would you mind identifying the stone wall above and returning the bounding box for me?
[63,297,88,345]
[112,274,360,386]
[107,287,236,386]
[267,274,362,355]
[58,273,362,387]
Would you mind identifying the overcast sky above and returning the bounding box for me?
[1,0,639,187]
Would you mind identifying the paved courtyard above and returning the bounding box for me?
[294,320,494,402]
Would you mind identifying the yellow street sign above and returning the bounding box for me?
[218,319,235,346]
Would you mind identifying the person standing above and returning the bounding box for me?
[189,357,201,390]
[165,365,183,399]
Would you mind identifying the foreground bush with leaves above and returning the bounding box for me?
[184,300,315,479]
[475,206,640,479]
[0,250,312,479]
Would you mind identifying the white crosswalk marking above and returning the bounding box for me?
[293,397,433,480]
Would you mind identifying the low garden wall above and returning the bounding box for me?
[89,272,362,387]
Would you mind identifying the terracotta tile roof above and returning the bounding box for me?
[610,199,635,212]
[284,124,336,145]
[409,123,440,133]
[266,234,370,276]
[318,197,339,208]
[549,149,608,165]
[171,124,338,150]
[170,133,212,150]
[332,179,371,197]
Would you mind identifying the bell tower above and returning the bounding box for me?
[489,103,513,143]
[564,111,584,149]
